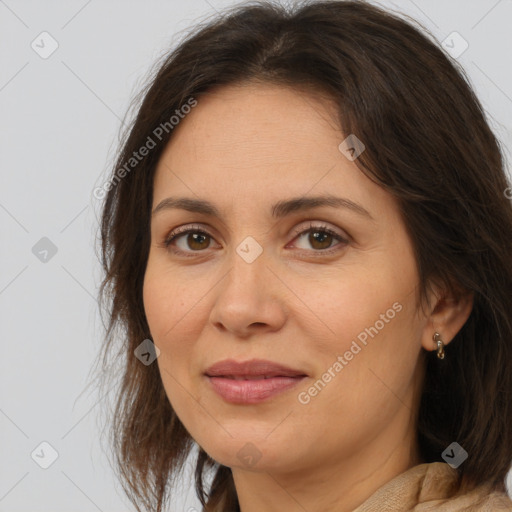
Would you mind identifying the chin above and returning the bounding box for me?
[196,431,298,472]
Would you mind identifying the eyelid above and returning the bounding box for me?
[162,221,349,255]
[288,221,349,243]
[162,223,217,246]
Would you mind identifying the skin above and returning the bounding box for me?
[143,82,473,512]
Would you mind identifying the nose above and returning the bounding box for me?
[208,244,287,338]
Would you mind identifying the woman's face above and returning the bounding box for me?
[143,83,431,475]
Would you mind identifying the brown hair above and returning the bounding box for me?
[96,1,512,511]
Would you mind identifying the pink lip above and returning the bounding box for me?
[204,358,307,404]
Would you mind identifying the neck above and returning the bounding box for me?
[231,415,423,512]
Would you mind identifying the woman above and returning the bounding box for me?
[97,1,512,510]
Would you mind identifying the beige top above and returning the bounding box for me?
[353,462,512,511]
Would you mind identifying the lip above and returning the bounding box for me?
[204,358,308,404]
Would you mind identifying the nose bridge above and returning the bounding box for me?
[235,231,266,266]
[215,201,283,294]
[227,233,268,293]
[208,230,286,333]
[225,210,269,281]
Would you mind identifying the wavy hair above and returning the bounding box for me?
[96,1,512,510]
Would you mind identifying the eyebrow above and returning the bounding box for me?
[151,195,374,221]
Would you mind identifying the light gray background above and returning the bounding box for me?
[1,0,511,511]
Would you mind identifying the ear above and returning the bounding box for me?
[420,282,474,353]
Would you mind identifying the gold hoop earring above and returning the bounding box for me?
[433,332,445,359]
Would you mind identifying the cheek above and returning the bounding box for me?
[143,266,202,423]
[293,267,396,355]
[297,254,421,397]
[143,280,171,343]
[143,266,192,395]
[143,259,195,341]
[143,260,209,384]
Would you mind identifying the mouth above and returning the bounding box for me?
[205,358,307,378]
[204,359,308,404]
[214,375,295,380]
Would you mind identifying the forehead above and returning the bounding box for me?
[161,83,342,164]
[151,83,395,224]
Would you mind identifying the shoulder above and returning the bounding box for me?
[353,462,512,511]
[417,462,512,511]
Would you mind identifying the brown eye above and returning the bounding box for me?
[185,232,211,250]
[308,230,334,250]
[163,222,348,257]
[291,223,348,253]
[164,228,214,252]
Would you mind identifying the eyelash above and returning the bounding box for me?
[162,222,349,257]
